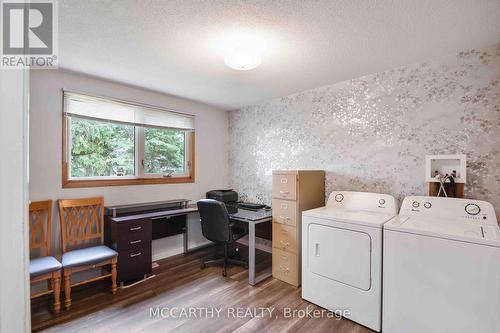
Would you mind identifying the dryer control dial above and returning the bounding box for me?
[465,203,481,215]
[423,202,432,209]
[412,201,420,208]
[334,194,344,202]
[379,199,386,205]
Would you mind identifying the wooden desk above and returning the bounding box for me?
[105,200,273,286]
[104,200,198,284]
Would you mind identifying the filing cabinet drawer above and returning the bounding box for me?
[272,248,298,286]
[272,174,297,200]
[272,199,297,226]
[272,223,297,253]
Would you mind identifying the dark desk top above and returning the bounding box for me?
[108,201,272,224]
[110,205,197,223]
[105,199,190,218]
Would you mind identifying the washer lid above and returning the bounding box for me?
[385,216,500,247]
[303,206,396,228]
[384,196,500,246]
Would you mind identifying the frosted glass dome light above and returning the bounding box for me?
[224,44,262,71]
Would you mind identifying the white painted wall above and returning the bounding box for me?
[0,70,30,332]
[29,69,229,264]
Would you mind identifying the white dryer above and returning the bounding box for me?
[383,196,500,333]
[302,191,398,332]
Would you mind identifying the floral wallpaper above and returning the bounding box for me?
[228,43,500,217]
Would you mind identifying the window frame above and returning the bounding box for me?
[62,95,195,188]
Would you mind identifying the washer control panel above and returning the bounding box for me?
[400,196,497,225]
[411,201,433,209]
[465,203,481,215]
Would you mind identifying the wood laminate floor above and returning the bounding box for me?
[31,246,374,333]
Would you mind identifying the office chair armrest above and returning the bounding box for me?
[229,221,247,242]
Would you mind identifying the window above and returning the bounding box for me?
[62,91,195,188]
[143,127,186,175]
[70,118,135,178]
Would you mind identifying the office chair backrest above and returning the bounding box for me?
[197,199,231,243]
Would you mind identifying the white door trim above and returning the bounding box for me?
[0,68,31,332]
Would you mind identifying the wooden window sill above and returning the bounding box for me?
[62,176,195,188]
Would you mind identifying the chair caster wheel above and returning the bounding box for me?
[200,263,206,269]
[222,270,227,277]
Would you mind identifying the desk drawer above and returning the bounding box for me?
[272,248,298,286]
[117,235,150,252]
[116,218,152,243]
[117,244,152,282]
[272,174,297,200]
[272,223,297,253]
[272,199,297,226]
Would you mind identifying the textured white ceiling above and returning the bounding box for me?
[59,0,500,110]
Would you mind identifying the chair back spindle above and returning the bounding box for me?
[58,197,104,253]
[29,200,53,257]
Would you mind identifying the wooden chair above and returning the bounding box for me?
[29,200,62,314]
[58,197,118,309]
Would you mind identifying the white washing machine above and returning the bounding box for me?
[383,196,500,333]
[302,191,398,332]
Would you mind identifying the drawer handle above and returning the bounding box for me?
[130,252,142,257]
[130,226,142,231]
[280,178,288,184]
[279,265,290,274]
[279,215,290,221]
[130,239,142,245]
[280,241,290,248]
[315,243,320,257]
[279,190,289,195]
[280,204,288,209]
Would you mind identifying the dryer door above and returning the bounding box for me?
[308,222,372,290]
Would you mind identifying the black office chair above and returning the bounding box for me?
[197,199,247,276]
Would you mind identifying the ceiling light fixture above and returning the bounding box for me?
[224,43,262,71]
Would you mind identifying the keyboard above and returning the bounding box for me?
[230,209,272,221]
[238,202,267,210]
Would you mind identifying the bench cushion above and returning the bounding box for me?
[30,256,62,277]
[62,245,118,268]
